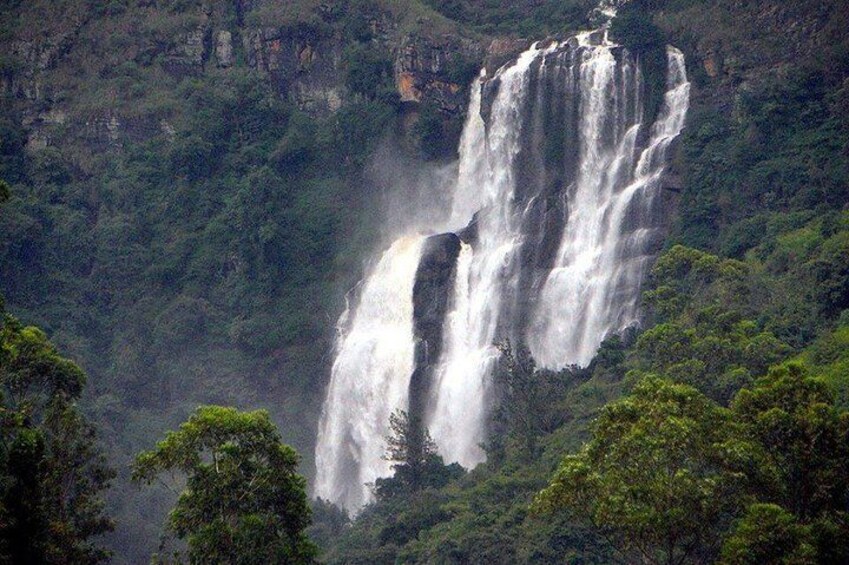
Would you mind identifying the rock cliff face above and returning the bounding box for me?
[395,34,484,113]
[409,233,462,424]
[656,0,848,110]
[0,1,494,157]
[242,25,347,113]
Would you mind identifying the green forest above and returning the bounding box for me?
[2,0,849,563]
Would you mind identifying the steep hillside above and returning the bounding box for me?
[2,0,849,562]
[0,0,493,560]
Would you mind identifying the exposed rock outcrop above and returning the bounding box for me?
[1,1,490,154]
[395,34,484,114]
[409,232,461,423]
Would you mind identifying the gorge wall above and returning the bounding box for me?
[0,0,488,156]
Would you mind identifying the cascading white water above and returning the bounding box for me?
[425,242,477,463]
[528,44,690,367]
[315,28,690,514]
[314,236,425,512]
[427,43,558,468]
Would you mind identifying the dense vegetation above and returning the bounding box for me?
[2,0,849,563]
[133,406,316,564]
[0,295,114,563]
[0,0,432,559]
[421,0,596,35]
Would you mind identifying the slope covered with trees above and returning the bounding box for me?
[0,0,485,559]
[1,0,849,562]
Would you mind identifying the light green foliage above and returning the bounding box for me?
[793,324,849,408]
[132,406,317,564]
[536,376,751,564]
[0,300,114,564]
[636,245,791,403]
[732,364,849,522]
[720,504,816,565]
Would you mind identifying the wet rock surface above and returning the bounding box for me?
[409,233,461,422]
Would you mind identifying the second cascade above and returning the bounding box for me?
[315,29,691,513]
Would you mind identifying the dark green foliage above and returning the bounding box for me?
[672,38,849,254]
[609,2,668,122]
[272,112,317,174]
[423,0,595,35]
[0,17,391,552]
[323,337,627,564]
[344,44,395,102]
[132,406,317,564]
[0,301,115,564]
[0,112,25,183]
[610,5,665,53]
[809,231,849,316]
[334,99,396,166]
[491,340,583,460]
[306,498,350,554]
[374,409,463,500]
[413,102,457,161]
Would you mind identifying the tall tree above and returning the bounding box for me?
[132,406,317,564]
[729,364,849,562]
[379,409,437,494]
[731,363,849,521]
[0,299,114,564]
[535,376,755,565]
[374,409,462,500]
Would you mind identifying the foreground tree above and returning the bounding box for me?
[0,297,114,563]
[732,363,849,521]
[535,376,753,565]
[730,364,849,562]
[132,406,316,564]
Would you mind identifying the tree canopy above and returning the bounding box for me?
[0,298,114,564]
[535,376,752,564]
[537,366,849,564]
[132,405,317,564]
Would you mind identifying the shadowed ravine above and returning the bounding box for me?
[315,28,690,513]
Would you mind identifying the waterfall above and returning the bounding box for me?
[315,32,690,513]
[426,42,561,468]
[528,44,690,367]
[314,236,425,512]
